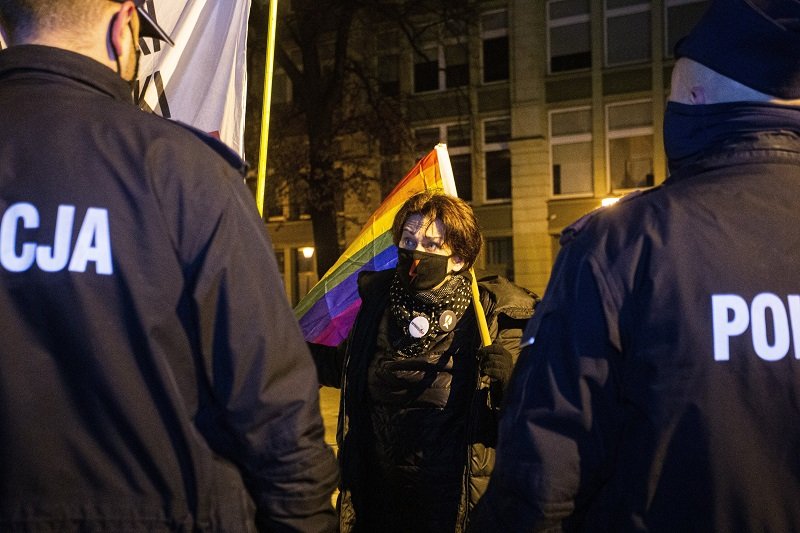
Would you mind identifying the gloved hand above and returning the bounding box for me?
[477,342,513,389]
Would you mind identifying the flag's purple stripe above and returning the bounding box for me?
[299,245,398,344]
[294,232,395,318]
[310,299,362,346]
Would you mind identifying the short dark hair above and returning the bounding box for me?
[0,0,105,45]
[391,191,483,269]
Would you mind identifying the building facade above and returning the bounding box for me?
[264,0,709,303]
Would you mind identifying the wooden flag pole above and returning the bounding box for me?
[255,0,278,218]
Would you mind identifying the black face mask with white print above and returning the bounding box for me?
[396,247,452,291]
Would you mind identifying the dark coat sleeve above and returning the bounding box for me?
[187,174,338,532]
[308,341,347,389]
[470,243,623,532]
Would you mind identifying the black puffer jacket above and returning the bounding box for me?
[313,269,537,532]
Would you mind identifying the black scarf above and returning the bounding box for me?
[388,273,472,358]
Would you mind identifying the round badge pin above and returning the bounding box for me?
[439,310,457,332]
[409,316,430,338]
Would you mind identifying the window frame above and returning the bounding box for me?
[481,9,510,84]
[549,106,594,199]
[482,116,512,203]
[605,99,655,193]
[604,0,652,67]
[547,0,592,75]
[412,37,469,94]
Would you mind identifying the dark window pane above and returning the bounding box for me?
[447,123,471,148]
[606,11,651,65]
[485,119,510,143]
[483,36,509,82]
[378,54,400,96]
[451,154,472,202]
[486,149,511,199]
[553,164,562,195]
[446,64,469,88]
[414,59,438,92]
[551,51,591,72]
[485,236,514,280]
[550,21,591,72]
[445,44,468,88]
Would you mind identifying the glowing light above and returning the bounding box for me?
[601,196,620,207]
[301,246,315,259]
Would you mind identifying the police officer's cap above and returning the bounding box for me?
[676,0,800,99]
[113,0,174,46]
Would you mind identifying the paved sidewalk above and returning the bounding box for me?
[319,386,340,453]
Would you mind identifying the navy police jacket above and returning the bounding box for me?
[472,103,800,532]
[0,45,337,531]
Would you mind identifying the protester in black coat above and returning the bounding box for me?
[311,192,537,532]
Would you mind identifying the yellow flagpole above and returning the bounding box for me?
[256,0,279,218]
[434,144,492,347]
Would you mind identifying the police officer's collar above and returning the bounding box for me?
[0,45,132,103]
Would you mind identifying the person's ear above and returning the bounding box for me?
[450,256,464,273]
[108,1,136,58]
[689,85,706,105]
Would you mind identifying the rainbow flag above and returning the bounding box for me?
[295,144,457,346]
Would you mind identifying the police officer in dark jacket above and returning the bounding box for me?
[471,0,800,531]
[0,1,337,531]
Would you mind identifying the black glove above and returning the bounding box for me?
[477,342,513,388]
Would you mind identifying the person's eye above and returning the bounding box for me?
[402,237,416,249]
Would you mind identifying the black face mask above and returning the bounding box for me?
[396,247,452,291]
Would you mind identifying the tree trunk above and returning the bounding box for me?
[308,203,340,277]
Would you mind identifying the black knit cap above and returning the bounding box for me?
[113,0,174,46]
[675,0,800,99]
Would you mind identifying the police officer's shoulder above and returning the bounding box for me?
[170,121,249,176]
[558,187,660,246]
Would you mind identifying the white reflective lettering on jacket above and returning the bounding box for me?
[0,202,113,275]
[712,293,800,361]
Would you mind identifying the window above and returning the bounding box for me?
[266,176,309,220]
[413,37,469,92]
[550,107,593,196]
[605,0,651,66]
[482,10,509,83]
[484,118,511,201]
[485,237,514,280]
[548,0,591,73]
[414,46,439,93]
[664,0,709,57]
[414,123,472,201]
[606,100,654,191]
[378,53,400,96]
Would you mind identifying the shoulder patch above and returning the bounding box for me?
[174,121,249,176]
